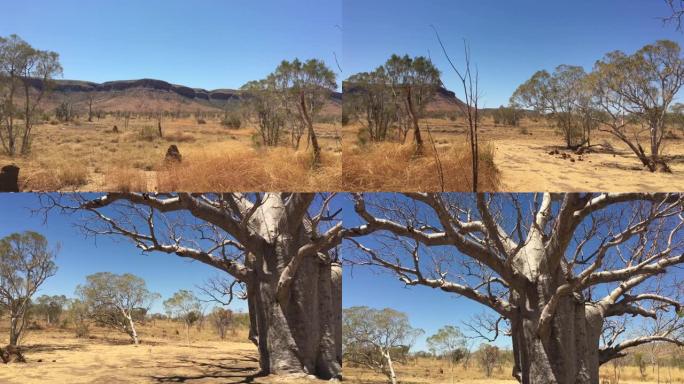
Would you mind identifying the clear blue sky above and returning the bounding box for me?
[0,193,248,315]
[344,0,684,107]
[0,0,342,90]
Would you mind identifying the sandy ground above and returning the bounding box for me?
[0,325,330,384]
[345,359,684,384]
[343,117,684,192]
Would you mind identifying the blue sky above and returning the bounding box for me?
[0,193,248,314]
[344,0,684,107]
[0,0,342,90]
[0,193,680,352]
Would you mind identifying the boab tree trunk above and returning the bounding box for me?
[349,192,684,384]
[52,192,343,379]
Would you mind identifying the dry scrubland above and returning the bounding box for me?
[0,320,328,384]
[345,358,684,384]
[0,116,341,192]
[343,116,684,192]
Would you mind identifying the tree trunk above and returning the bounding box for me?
[510,264,603,384]
[382,350,398,384]
[127,316,139,345]
[244,200,342,379]
[405,88,423,153]
[8,317,19,347]
[300,91,321,167]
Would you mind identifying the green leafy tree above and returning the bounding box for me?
[0,231,58,346]
[426,325,468,363]
[164,289,202,345]
[31,294,68,325]
[590,40,684,172]
[383,54,441,151]
[76,272,159,345]
[272,58,337,165]
[511,65,589,149]
[0,34,62,155]
[344,68,398,143]
[343,306,424,384]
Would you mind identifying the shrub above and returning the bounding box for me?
[221,115,242,129]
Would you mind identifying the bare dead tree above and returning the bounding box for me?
[40,192,343,379]
[346,192,684,384]
[433,28,481,192]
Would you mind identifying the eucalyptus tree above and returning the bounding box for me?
[383,54,441,151]
[511,65,589,149]
[347,192,684,384]
[241,78,285,147]
[0,34,62,156]
[164,289,201,345]
[272,59,337,165]
[0,231,58,346]
[32,294,68,325]
[343,306,423,384]
[42,192,344,379]
[76,272,159,345]
[344,68,398,142]
[590,40,684,172]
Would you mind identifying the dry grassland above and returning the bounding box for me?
[0,117,341,192]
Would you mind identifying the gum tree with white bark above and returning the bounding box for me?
[0,231,58,347]
[41,192,344,380]
[76,272,158,345]
[343,306,423,384]
[346,192,684,384]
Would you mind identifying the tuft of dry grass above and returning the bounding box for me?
[343,141,499,192]
[21,161,89,191]
[104,167,149,192]
[156,143,342,192]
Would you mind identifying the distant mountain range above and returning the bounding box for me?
[29,78,342,117]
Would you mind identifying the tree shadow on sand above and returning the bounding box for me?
[152,355,265,383]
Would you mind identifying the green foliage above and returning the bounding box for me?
[426,325,467,362]
[221,114,242,129]
[76,272,159,339]
[476,344,501,377]
[511,65,590,148]
[343,306,424,375]
[163,289,201,325]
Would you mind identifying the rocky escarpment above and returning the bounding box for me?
[28,78,243,102]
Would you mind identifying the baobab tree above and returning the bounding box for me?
[0,34,62,156]
[590,40,684,172]
[384,54,441,152]
[347,192,684,384]
[76,272,159,345]
[41,192,344,380]
[0,231,58,347]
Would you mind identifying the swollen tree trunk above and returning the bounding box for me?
[510,244,603,384]
[245,203,342,379]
